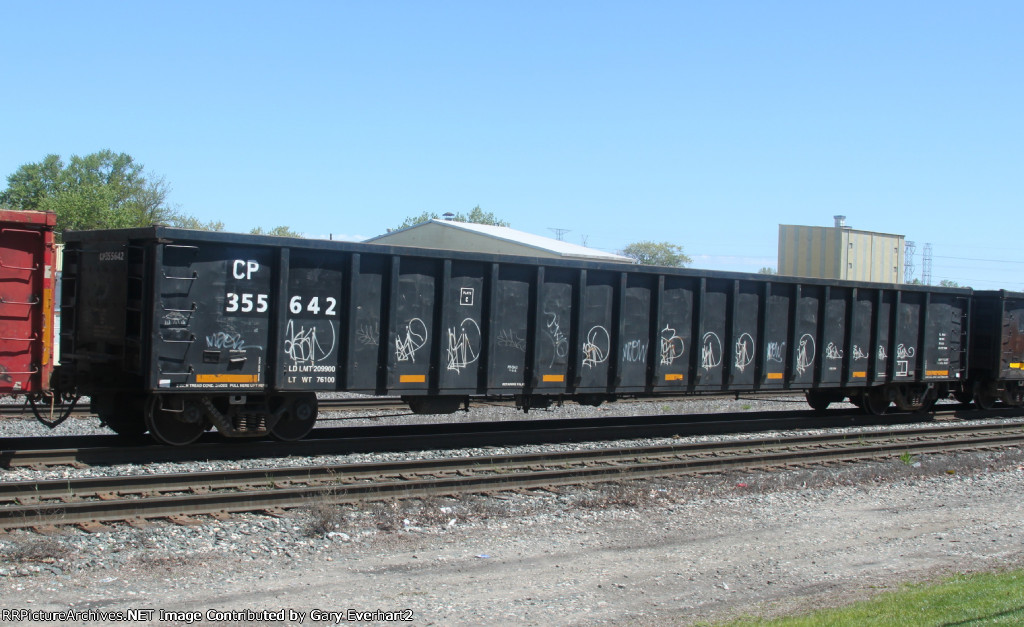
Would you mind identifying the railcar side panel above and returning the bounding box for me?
[61,238,131,390]
[871,292,893,383]
[439,260,486,394]
[970,290,1024,381]
[151,243,274,392]
[729,282,760,389]
[277,248,345,391]
[388,257,438,392]
[577,271,614,392]
[487,264,529,392]
[997,295,1024,380]
[848,292,873,385]
[761,284,791,389]
[534,267,574,391]
[791,286,820,386]
[617,273,654,392]
[0,210,56,396]
[653,276,692,390]
[345,253,385,392]
[695,279,728,390]
[820,287,847,385]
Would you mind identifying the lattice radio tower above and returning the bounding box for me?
[548,228,570,241]
[922,243,933,285]
[904,240,916,283]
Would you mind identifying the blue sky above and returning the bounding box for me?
[3,2,1022,289]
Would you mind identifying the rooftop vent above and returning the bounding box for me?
[834,215,847,228]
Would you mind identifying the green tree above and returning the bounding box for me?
[620,241,692,267]
[758,267,776,275]
[250,225,302,237]
[393,205,509,231]
[0,150,215,235]
[939,279,961,288]
[174,215,225,231]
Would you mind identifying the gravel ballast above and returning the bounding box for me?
[1,397,1023,625]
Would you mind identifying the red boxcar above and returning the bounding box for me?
[0,210,57,397]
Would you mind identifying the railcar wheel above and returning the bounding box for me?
[145,396,206,446]
[270,393,319,441]
[973,390,997,411]
[916,395,938,413]
[805,391,831,412]
[406,396,463,415]
[99,395,147,437]
[862,389,890,415]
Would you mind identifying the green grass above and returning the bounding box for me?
[713,570,1024,626]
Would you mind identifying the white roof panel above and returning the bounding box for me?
[369,220,632,262]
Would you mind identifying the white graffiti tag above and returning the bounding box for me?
[497,329,527,352]
[796,334,816,375]
[284,319,337,364]
[766,341,786,363]
[660,325,685,365]
[395,318,428,363]
[206,331,251,351]
[701,332,722,370]
[825,342,844,360]
[544,311,569,367]
[734,333,754,373]
[582,326,610,368]
[446,318,481,373]
[852,345,869,361]
[356,320,379,346]
[896,344,915,377]
[622,339,648,364]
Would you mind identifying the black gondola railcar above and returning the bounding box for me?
[57,226,971,444]
[965,290,1024,408]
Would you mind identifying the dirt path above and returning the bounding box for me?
[2,455,1023,626]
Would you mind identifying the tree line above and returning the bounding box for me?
[0,151,298,239]
[0,150,693,266]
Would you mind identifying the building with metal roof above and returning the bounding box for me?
[365,219,633,263]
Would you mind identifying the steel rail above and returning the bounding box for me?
[3,406,1022,469]
[3,420,1023,502]
[2,422,1023,530]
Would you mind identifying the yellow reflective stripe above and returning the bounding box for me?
[195,374,259,383]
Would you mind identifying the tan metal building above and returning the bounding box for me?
[778,216,905,283]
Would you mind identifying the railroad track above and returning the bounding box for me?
[0,392,812,419]
[3,405,1000,469]
[2,420,1023,532]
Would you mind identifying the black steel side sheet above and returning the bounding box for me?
[155,244,271,391]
